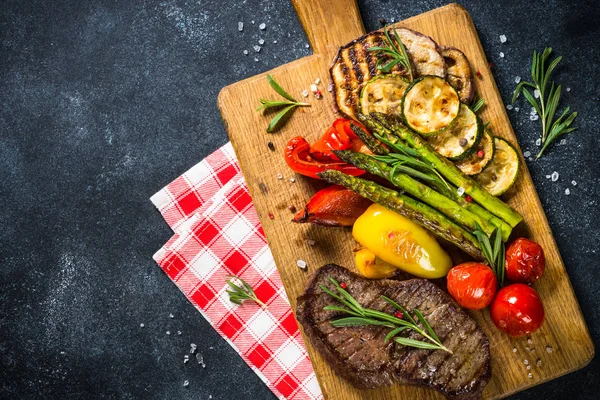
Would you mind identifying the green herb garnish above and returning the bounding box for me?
[472,223,505,286]
[225,275,266,308]
[512,47,578,159]
[368,26,414,81]
[257,74,310,133]
[321,277,452,354]
[471,97,485,113]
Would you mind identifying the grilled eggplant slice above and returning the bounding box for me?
[476,137,519,196]
[426,104,482,160]
[395,28,445,78]
[359,75,409,116]
[402,76,460,135]
[455,129,495,175]
[331,32,409,119]
[441,46,474,104]
[330,28,445,119]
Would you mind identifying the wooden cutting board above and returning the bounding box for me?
[217,2,594,398]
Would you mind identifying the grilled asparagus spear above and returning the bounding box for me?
[317,170,485,260]
[363,113,523,228]
[334,150,508,239]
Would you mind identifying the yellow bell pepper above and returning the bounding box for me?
[352,204,452,279]
[354,249,397,279]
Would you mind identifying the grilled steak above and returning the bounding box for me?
[296,264,491,399]
[330,28,445,119]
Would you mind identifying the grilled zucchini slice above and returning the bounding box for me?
[476,137,519,196]
[455,129,495,175]
[426,104,482,161]
[402,76,460,135]
[359,75,409,116]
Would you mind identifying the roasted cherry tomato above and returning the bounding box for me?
[446,262,497,310]
[284,136,365,179]
[505,238,545,283]
[490,283,544,337]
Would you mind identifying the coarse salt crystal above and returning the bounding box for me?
[524,151,531,157]
[328,83,334,92]
[513,347,517,353]
[184,355,190,364]
[196,353,205,367]
[140,323,145,328]
[273,40,278,44]
[572,180,577,186]
[251,20,255,24]
[259,23,266,30]
[258,38,265,45]
[310,84,318,93]
[530,114,539,121]
[515,76,521,83]
[170,313,174,318]
[535,138,542,146]
[528,373,533,379]
[302,89,309,98]
[565,188,570,195]
[190,343,197,353]
[177,331,182,335]
[166,331,171,335]
[566,87,571,92]
[559,138,567,145]
[290,178,296,183]
[515,107,520,112]
[254,57,258,62]
[507,104,513,110]
[238,22,243,32]
[183,380,189,387]
[253,45,262,53]
[537,359,542,366]
[527,365,531,370]
[307,239,316,246]
[534,89,540,98]
[546,346,553,353]
[551,171,559,182]
[527,338,533,344]
[297,260,307,270]
[546,175,551,179]
[457,187,465,196]
[314,78,320,85]
[243,50,248,55]
[277,173,283,180]
[524,359,529,365]
[305,43,310,48]
[499,52,505,58]
[500,34,507,43]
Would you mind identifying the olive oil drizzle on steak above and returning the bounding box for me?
[296,264,491,399]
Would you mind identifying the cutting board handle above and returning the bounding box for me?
[291,0,366,58]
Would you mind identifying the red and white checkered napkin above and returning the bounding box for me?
[150,142,323,400]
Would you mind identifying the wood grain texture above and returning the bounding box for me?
[217,2,594,399]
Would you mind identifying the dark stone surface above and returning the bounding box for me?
[1,0,598,398]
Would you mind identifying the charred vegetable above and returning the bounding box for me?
[455,129,495,175]
[359,75,409,116]
[426,104,482,161]
[475,137,520,196]
[441,47,474,104]
[402,76,460,135]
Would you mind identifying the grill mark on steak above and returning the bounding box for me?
[296,264,490,399]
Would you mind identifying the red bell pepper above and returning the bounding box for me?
[284,136,365,179]
[309,118,371,161]
[292,185,372,226]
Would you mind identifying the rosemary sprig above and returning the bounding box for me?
[321,277,452,354]
[472,223,505,286]
[471,97,485,113]
[368,26,414,81]
[512,48,578,159]
[257,74,310,133]
[225,275,266,308]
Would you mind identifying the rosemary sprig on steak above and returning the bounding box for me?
[225,275,266,308]
[320,277,452,354]
[368,26,414,81]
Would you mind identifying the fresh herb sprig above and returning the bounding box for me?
[472,223,505,286]
[512,48,578,159]
[320,277,452,354]
[225,275,266,308]
[368,26,414,81]
[371,131,451,193]
[257,74,310,133]
[471,97,485,114]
